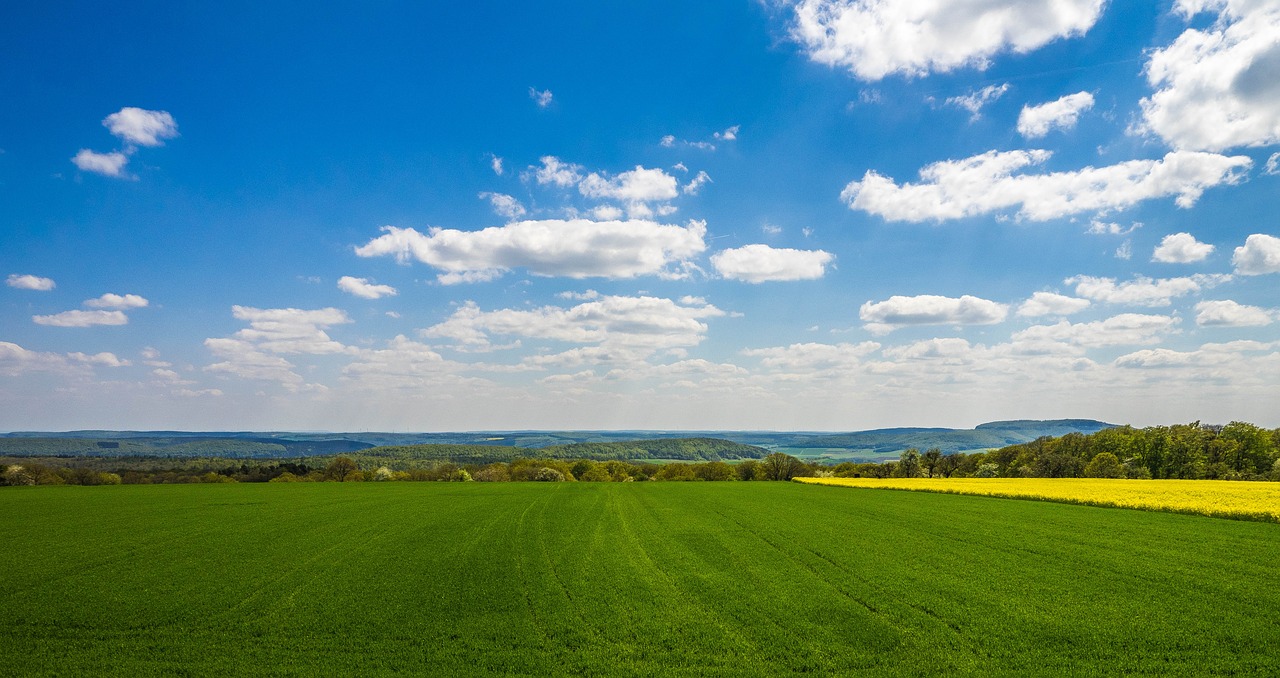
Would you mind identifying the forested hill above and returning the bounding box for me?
[353,438,769,464]
[766,419,1116,455]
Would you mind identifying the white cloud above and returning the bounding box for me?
[711,244,834,283]
[228,306,352,355]
[478,191,527,219]
[0,341,61,375]
[1152,232,1215,263]
[1114,339,1277,369]
[842,149,1251,222]
[337,276,398,300]
[532,156,583,187]
[660,135,676,147]
[714,125,740,141]
[859,294,1008,334]
[1232,233,1280,274]
[682,171,712,195]
[529,87,553,108]
[422,295,725,354]
[204,337,305,388]
[355,219,706,283]
[1012,313,1180,347]
[1115,240,1133,260]
[32,310,128,327]
[103,107,178,147]
[945,84,1009,120]
[579,165,679,203]
[1266,152,1280,175]
[1087,220,1141,235]
[591,205,624,220]
[490,155,504,176]
[69,352,129,367]
[1017,91,1095,137]
[1138,0,1280,151]
[1195,299,1275,326]
[742,341,880,371]
[1066,274,1229,307]
[1016,292,1091,317]
[790,0,1105,81]
[84,293,149,309]
[72,149,129,178]
[6,274,55,291]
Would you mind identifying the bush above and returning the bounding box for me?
[533,467,565,482]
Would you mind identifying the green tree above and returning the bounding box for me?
[921,448,942,478]
[1083,452,1125,479]
[895,449,922,478]
[324,456,359,482]
[759,453,806,481]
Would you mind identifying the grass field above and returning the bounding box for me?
[3,482,1279,676]
[796,476,1280,522]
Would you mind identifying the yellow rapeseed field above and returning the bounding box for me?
[795,476,1280,522]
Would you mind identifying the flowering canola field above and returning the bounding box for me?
[796,476,1280,522]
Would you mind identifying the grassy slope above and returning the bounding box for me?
[2,483,1277,676]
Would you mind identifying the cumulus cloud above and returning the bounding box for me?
[579,165,679,204]
[1152,232,1215,263]
[32,310,129,327]
[790,0,1105,81]
[1066,274,1229,307]
[1232,233,1280,274]
[490,155,504,176]
[0,342,127,376]
[1087,220,1142,236]
[1114,340,1277,369]
[529,87,553,108]
[1017,91,1095,137]
[1267,152,1280,175]
[355,219,707,283]
[945,84,1009,120]
[422,295,725,354]
[68,351,129,367]
[1012,313,1180,347]
[1195,299,1275,326]
[478,192,527,219]
[204,337,306,388]
[711,244,834,283]
[1138,0,1280,151]
[682,171,712,196]
[842,149,1251,222]
[337,276,397,300]
[1016,292,1091,317]
[859,294,1008,334]
[6,274,55,291]
[742,341,880,371]
[72,149,129,178]
[531,156,583,187]
[227,305,352,355]
[103,107,178,147]
[84,293,149,309]
[714,125,740,141]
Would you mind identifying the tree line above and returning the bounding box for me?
[5,421,1278,486]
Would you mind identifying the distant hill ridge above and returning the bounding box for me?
[0,419,1115,460]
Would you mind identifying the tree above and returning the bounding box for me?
[324,456,359,482]
[759,453,805,481]
[895,449,922,478]
[1083,452,1125,479]
[921,448,942,478]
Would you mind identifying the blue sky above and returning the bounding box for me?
[3,0,1279,431]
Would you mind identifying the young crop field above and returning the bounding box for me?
[3,482,1279,676]
[796,476,1280,522]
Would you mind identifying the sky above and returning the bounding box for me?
[2,0,1280,432]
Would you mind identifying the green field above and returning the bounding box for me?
[3,483,1278,676]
